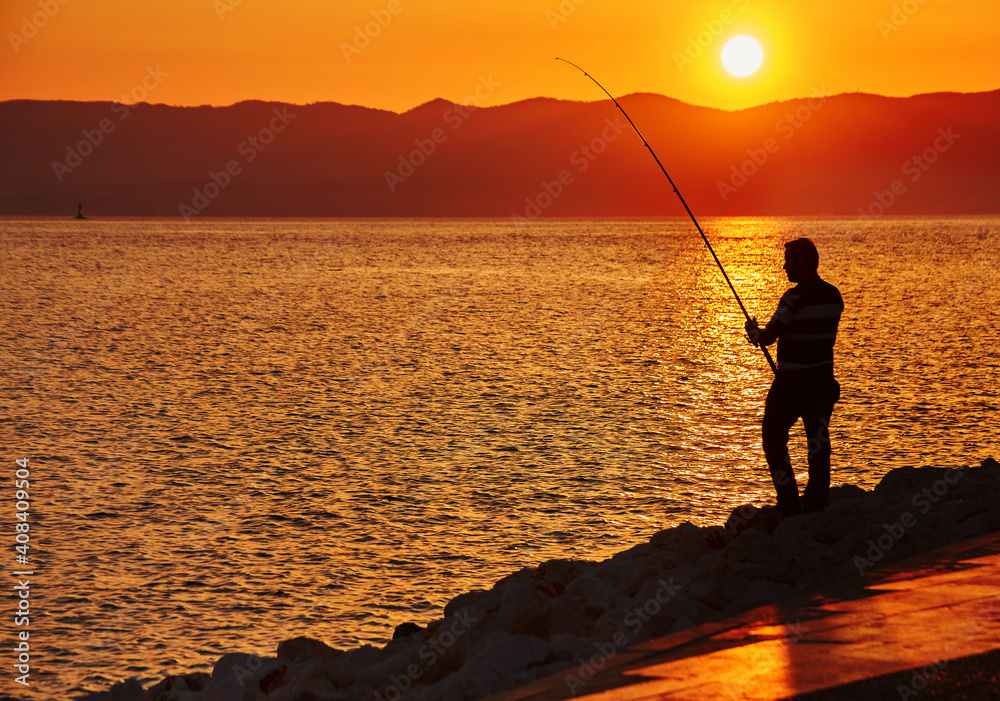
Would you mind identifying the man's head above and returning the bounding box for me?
[783,238,819,282]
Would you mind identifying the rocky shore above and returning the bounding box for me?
[83,458,1000,701]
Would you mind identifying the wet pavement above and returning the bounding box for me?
[491,531,1000,700]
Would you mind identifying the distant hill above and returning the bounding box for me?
[1,90,997,217]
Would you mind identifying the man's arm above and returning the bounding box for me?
[745,317,778,347]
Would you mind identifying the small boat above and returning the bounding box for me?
[74,203,87,219]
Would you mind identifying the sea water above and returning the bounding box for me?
[1,216,998,697]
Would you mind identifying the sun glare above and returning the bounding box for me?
[721,36,764,77]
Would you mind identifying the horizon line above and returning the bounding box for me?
[6,214,999,220]
[3,86,999,116]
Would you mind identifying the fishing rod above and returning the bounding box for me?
[556,57,777,375]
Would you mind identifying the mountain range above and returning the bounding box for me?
[2,89,997,217]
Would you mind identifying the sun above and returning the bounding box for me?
[721,36,764,77]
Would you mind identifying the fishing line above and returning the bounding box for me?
[556,57,777,375]
[475,58,560,108]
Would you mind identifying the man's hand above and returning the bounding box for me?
[745,317,762,346]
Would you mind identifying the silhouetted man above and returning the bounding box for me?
[745,238,843,516]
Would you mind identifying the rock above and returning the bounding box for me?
[533,579,563,598]
[493,565,537,588]
[935,499,996,530]
[607,543,658,562]
[731,561,796,586]
[773,519,819,558]
[725,504,785,537]
[649,521,711,562]
[511,656,575,690]
[825,483,868,504]
[258,665,289,695]
[453,632,554,697]
[725,503,760,535]
[351,648,422,695]
[147,672,210,701]
[630,575,684,624]
[273,692,351,701]
[590,589,676,643]
[465,631,552,673]
[872,466,925,495]
[392,622,423,640]
[443,588,492,619]
[704,525,732,549]
[442,588,504,633]
[550,595,595,638]
[721,579,796,618]
[564,575,616,618]
[826,493,889,519]
[328,643,381,674]
[537,558,597,588]
[78,678,149,701]
[591,606,631,638]
[549,633,594,663]
[689,558,746,612]
[798,513,865,547]
[113,679,149,701]
[402,673,468,701]
[952,482,1000,502]
[669,615,698,634]
[495,583,555,639]
[276,637,341,666]
[874,466,963,499]
[389,613,478,688]
[955,507,1000,540]
[269,665,358,701]
[406,632,552,701]
[595,550,668,597]
[202,652,283,701]
[423,663,504,701]
[720,528,784,565]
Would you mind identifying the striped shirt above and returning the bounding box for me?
[765,276,843,371]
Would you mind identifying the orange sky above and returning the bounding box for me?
[1,0,997,112]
